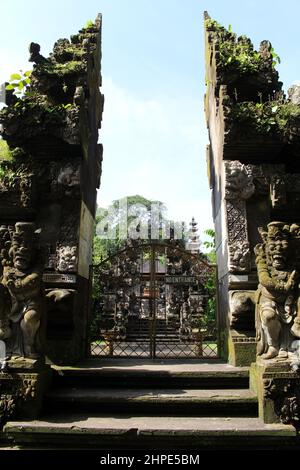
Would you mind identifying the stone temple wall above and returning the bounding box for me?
[0,15,104,364]
[204,12,300,367]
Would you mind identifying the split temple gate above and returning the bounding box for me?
[0,12,299,448]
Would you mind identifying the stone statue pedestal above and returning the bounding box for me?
[250,357,300,425]
[228,329,257,367]
[0,359,51,424]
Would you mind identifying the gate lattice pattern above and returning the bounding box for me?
[90,240,217,359]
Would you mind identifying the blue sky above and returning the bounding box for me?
[1,0,300,240]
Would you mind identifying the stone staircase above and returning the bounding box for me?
[1,359,297,450]
[126,318,180,342]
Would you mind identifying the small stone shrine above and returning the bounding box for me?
[205,13,300,425]
[0,15,103,421]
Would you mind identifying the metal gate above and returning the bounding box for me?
[90,240,217,359]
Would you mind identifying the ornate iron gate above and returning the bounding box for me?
[90,240,217,358]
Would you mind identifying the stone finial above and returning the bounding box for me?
[259,40,272,59]
[186,217,201,253]
[28,42,47,64]
[288,83,300,105]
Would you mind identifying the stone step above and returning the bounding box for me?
[45,387,258,416]
[3,415,296,450]
[51,359,250,389]
[125,335,179,338]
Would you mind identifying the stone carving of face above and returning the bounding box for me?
[57,246,77,272]
[225,163,255,200]
[265,223,290,270]
[12,235,33,271]
[9,223,38,272]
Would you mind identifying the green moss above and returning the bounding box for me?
[83,19,95,30]
[205,18,223,30]
[228,101,300,138]
[65,47,86,59]
[205,18,278,75]
[0,163,16,182]
[37,60,85,78]
[0,97,73,137]
[10,147,27,159]
[0,140,12,160]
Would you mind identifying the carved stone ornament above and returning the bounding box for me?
[288,83,300,105]
[229,290,255,331]
[255,221,300,361]
[228,241,251,273]
[264,378,300,426]
[225,161,255,200]
[56,245,77,273]
[57,163,80,197]
[0,170,35,209]
[0,374,36,424]
[179,300,193,340]
[0,222,44,359]
[270,175,286,209]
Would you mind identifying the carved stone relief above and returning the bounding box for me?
[224,161,255,201]
[264,378,300,426]
[57,163,80,197]
[0,374,37,424]
[228,241,251,273]
[229,290,255,331]
[56,245,77,273]
[255,221,300,360]
[270,176,286,209]
[0,222,44,359]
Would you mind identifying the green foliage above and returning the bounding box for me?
[65,47,86,60]
[219,36,263,75]
[229,101,300,137]
[93,195,167,263]
[203,229,216,264]
[0,163,16,183]
[1,97,72,130]
[10,147,26,159]
[0,140,12,160]
[200,274,217,333]
[5,70,31,97]
[205,18,279,74]
[203,229,215,249]
[270,47,281,67]
[41,61,85,77]
[83,19,94,29]
[201,229,216,333]
[205,19,222,30]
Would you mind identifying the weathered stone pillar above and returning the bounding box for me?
[0,15,103,369]
[204,12,300,374]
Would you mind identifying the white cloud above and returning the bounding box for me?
[98,77,213,232]
[0,61,213,232]
[0,51,29,84]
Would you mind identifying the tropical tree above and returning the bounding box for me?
[201,228,217,335]
[93,194,181,263]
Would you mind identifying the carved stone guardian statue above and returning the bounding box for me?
[255,222,300,360]
[0,222,44,359]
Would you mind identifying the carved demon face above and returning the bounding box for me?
[9,223,39,272]
[264,222,290,270]
[12,235,33,271]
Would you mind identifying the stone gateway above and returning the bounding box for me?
[0,11,299,449]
